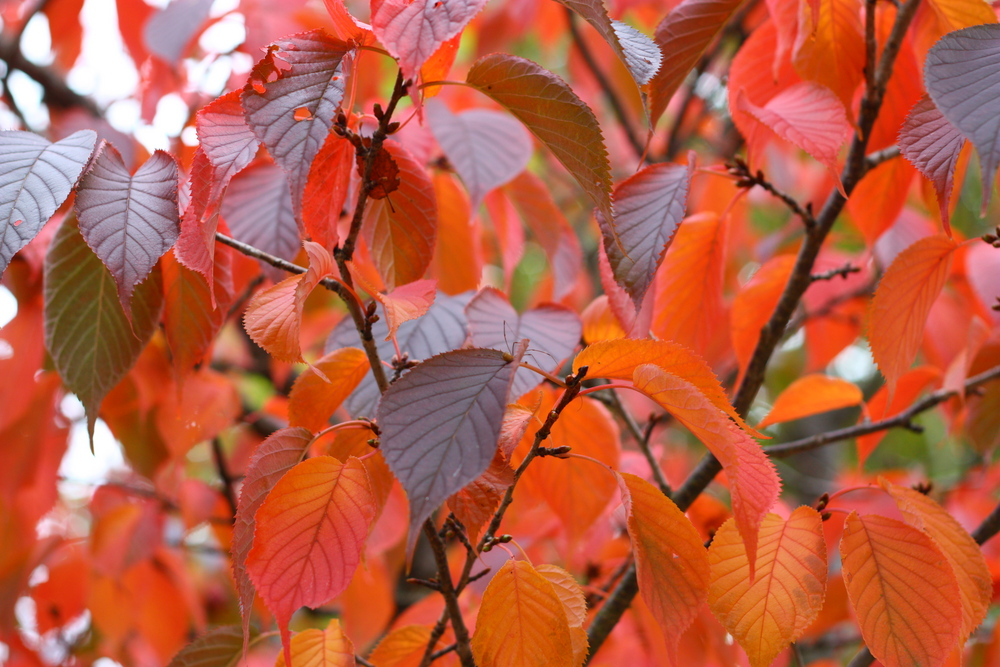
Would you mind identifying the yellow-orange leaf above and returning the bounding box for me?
[471,559,575,667]
[708,508,827,667]
[288,347,370,431]
[573,338,762,438]
[792,0,865,110]
[275,619,355,667]
[244,241,336,361]
[247,456,377,662]
[869,235,956,398]
[880,480,992,640]
[581,295,626,344]
[731,255,795,381]
[632,365,781,576]
[536,564,588,666]
[757,374,862,429]
[367,625,441,667]
[617,472,710,663]
[840,512,962,667]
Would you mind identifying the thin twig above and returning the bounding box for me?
[864,145,901,172]
[810,263,861,283]
[564,8,645,160]
[602,390,671,496]
[728,156,816,227]
[211,437,238,518]
[422,523,475,667]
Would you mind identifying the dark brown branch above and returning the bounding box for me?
[728,156,816,228]
[600,390,671,496]
[810,263,861,283]
[864,145,901,171]
[564,8,646,160]
[423,523,475,667]
[211,437,238,518]
[0,35,101,116]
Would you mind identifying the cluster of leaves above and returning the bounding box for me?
[2,0,1000,666]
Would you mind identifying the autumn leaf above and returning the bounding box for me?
[880,480,991,640]
[856,366,940,465]
[840,512,963,667]
[231,427,313,650]
[377,345,524,557]
[347,267,437,341]
[466,53,614,227]
[446,448,513,543]
[75,143,179,318]
[196,90,260,187]
[275,619,355,667]
[868,234,956,399]
[708,509,827,667]
[535,564,589,665]
[303,130,353,250]
[731,255,795,381]
[246,456,377,662]
[167,625,246,667]
[0,129,96,277]
[471,559,575,667]
[368,625,441,667]
[618,472,710,663]
[632,364,781,575]
[756,375,862,429]
[430,172,480,295]
[792,0,865,110]
[288,347,371,431]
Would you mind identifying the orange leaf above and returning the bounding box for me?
[430,172,480,295]
[535,564,588,666]
[880,480,992,640]
[471,559,575,667]
[617,472,710,663]
[651,212,727,357]
[792,0,865,110]
[731,255,796,384]
[246,456,377,662]
[378,280,437,341]
[368,625,441,667]
[708,508,828,667]
[303,130,353,250]
[573,338,762,438]
[632,365,781,576]
[756,374,862,429]
[840,512,962,667]
[868,235,956,399]
[156,368,241,458]
[847,157,917,245]
[856,366,940,465]
[275,619,355,667]
[243,241,337,361]
[288,347,371,431]
[447,448,513,543]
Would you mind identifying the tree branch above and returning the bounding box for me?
[422,523,475,667]
[0,34,101,117]
[599,390,671,496]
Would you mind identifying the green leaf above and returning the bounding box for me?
[44,215,163,442]
[466,53,614,226]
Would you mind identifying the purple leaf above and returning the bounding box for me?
[221,161,300,281]
[377,344,525,557]
[426,99,533,209]
[898,95,966,233]
[555,1,662,88]
[0,129,96,277]
[44,216,163,442]
[925,24,1000,214]
[231,427,312,654]
[242,30,352,216]
[197,90,261,189]
[599,161,692,309]
[465,287,582,399]
[143,0,214,64]
[326,290,472,417]
[75,143,179,318]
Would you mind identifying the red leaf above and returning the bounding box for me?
[74,143,179,318]
[246,456,376,661]
[731,255,796,381]
[868,235,956,399]
[196,90,260,190]
[370,0,487,82]
[430,172,480,295]
[756,374,862,429]
[303,130,353,249]
[632,364,781,576]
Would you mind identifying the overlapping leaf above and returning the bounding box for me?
[708,509,827,667]
[881,480,991,640]
[600,161,692,309]
[925,24,1000,213]
[370,0,488,82]
[348,265,437,341]
[868,235,956,398]
[792,0,865,109]
[288,347,370,431]
[471,559,575,667]
[303,130,353,250]
[632,364,780,575]
[143,0,213,63]
[241,30,353,213]
[447,448,513,543]
[246,456,376,658]
[618,472,710,662]
[731,255,795,380]
[426,100,533,209]
[197,90,260,191]
[556,1,661,89]
[232,427,312,649]
[573,338,761,438]
[377,345,524,556]
[840,512,962,667]
[757,375,862,429]
[362,142,436,290]
[74,144,178,317]
[167,625,246,667]
[647,0,746,126]
[221,161,301,276]
[899,95,965,233]
[536,564,589,665]
[0,129,96,277]
[44,216,163,440]
[466,54,614,226]
[466,287,582,399]
[275,619,355,667]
